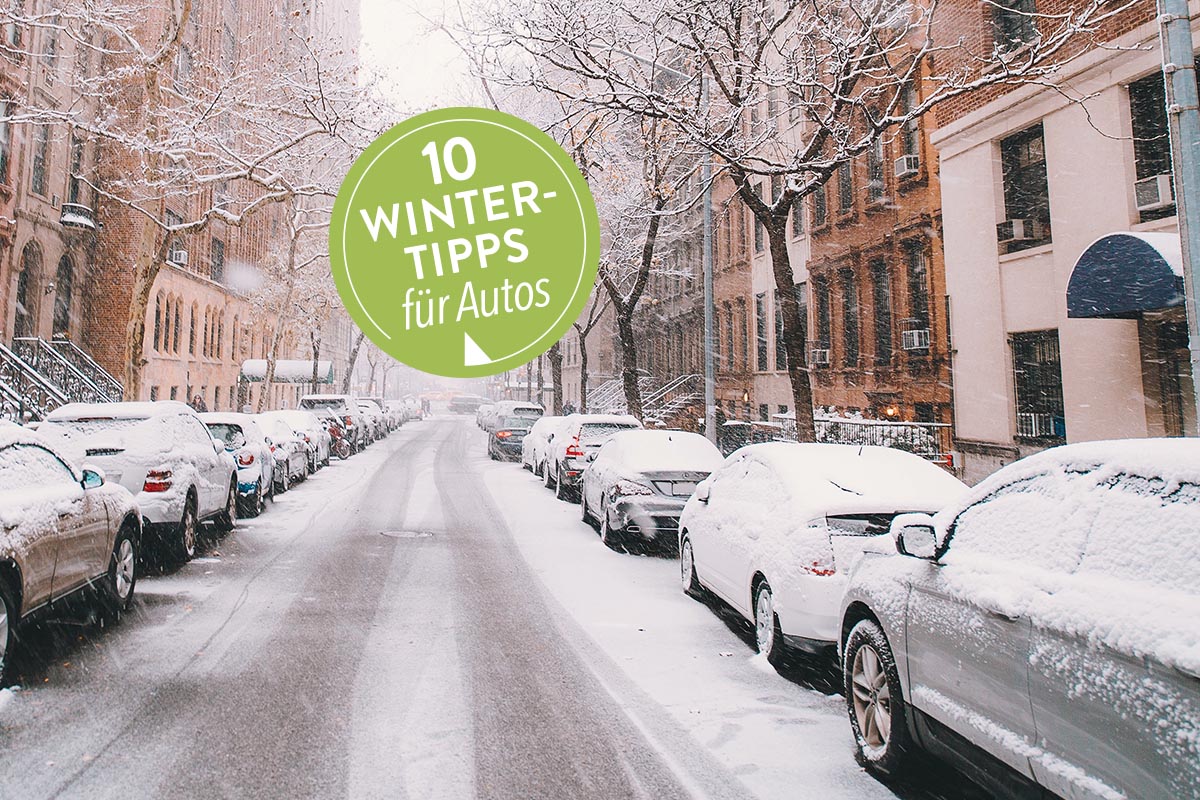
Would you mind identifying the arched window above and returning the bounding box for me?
[217,315,225,360]
[53,254,73,336]
[232,317,239,360]
[189,303,198,354]
[161,296,172,352]
[153,292,163,351]
[173,297,182,353]
[202,308,210,356]
[14,243,41,338]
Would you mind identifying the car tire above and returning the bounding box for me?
[555,467,576,503]
[543,462,556,489]
[277,466,291,494]
[599,502,622,550]
[215,481,238,533]
[845,619,912,776]
[239,481,264,518]
[99,524,138,623]
[580,490,593,526]
[0,579,18,685]
[754,580,787,667]
[173,497,198,564]
[680,534,704,598]
[533,459,542,478]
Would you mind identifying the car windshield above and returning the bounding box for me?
[579,422,638,442]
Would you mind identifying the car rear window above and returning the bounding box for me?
[511,407,543,417]
[824,513,897,536]
[43,417,144,437]
[579,422,638,442]
[301,398,346,410]
[500,417,531,429]
[207,423,244,445]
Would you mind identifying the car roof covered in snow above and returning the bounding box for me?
[976,437,1200,488]
[605,429,723,472]
[46,400,195,421]
[200,412,256,425]
[734,442,967,516]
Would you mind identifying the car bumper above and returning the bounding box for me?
[491,440,524,459]
[559,458,587,485]
[609,497,686,544]
[774,574,847,646]
[136,491,186,526]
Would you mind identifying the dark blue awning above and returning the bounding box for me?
[1067,232,1185,319]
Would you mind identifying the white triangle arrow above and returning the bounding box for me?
[464,332,493,367]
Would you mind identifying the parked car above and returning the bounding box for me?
[362,397,396,431]
[679,443,966,664]
[485,401,544,433]
[487,416,533,461]
[0,424,142,682]
[449,394,487,414]
[264,409,331,471]
[838,438,1200,799]
[543,414,642,502]
[299,395,366,452]
[357,400,386,441]
[521,415,568,475]
[581,429,722,553]
[201,412,275,517]
[476,404,494,429]
[256,414,309,491]
[40,401,238,563]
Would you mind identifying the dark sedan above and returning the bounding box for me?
[487,416,532,461]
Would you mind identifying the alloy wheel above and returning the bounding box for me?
[114,538,135,601]
[851,644,892,749]
[183,507,197,557]
[680,539,695,590]
[755,585,775,655]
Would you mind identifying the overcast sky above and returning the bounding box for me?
[359,0,478,112]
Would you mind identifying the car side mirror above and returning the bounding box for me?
[695,481,711,504]
[891,513,939,560]
[81,466,105,489]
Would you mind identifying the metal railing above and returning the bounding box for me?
[12,337,112,405]
[49,338,123,401]
[0,341,69,420]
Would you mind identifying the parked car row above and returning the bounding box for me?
[494,416,1200,800]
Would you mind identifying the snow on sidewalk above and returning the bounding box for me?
[479,451,895,800]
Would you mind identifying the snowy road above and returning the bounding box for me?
[0,416,986,799]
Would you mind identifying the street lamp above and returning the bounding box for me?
[610,48,716,444]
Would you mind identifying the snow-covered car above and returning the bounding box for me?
[40,402,238,563]
[581,429,722,553]
[448,394,487,414]
[299,394,366,452]
[256,413,309,491]
[476,404,494,429]
[0,424,142,682]
[543,414,643,502]
[357,400,386,441]
[201,412,276,517]
[264,409,331,471]
[679,443,966,663]
[487,416,533,461]
[521,415,567,475]
[384,400,408,428]
[838,438,1200,799]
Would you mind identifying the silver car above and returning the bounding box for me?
[838,438,1200,799]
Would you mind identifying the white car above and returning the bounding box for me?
[201,412,276,517]
[580,429,722,552]
[543,414,642,502]
[678,443,966,664]
[264,409,331,471]
[357,400,386,442]
[521,415,568,475]
[41,402,238,563]
[299,394,366,451]
[256,413,310,492]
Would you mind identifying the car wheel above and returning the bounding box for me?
[100,525,138,622]
[215,481,238,533]
[277,466,291,494]
[533,459,542,478]
[680,534,704,598]
[845,619,912,775]
[174,497,198,564]
[580,490,593,525]
[239,481,263,518]
[754,580,787,666]
[543,462,556,489]
[599,503,622,550]
[555,467,576,503]
[0,579,17,685]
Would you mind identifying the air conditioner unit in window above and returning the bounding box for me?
[996,218,1046,245]
[894,154,920,179]
[1134,174,1174,212]
[1016,412,1056,439]
[168,248,189,267]
[901,328,931,351]
[810,348,830,366]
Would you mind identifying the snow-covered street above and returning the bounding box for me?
[0,416,985,799]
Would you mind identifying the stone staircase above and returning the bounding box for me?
[1,337,122,421]
[586,372,702,427]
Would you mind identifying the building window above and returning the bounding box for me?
[759,403,769,422]
[15,244,39,338]
[791,194,804,238]
[753,202,765,253]
[867,138,885,203]
[755,293,769,371]
[0,99,12,184]
[173,302,182,353]
[41,23,57,67]
[774,291,789,369]
[1129,70,1177,222]
[154,294,163,351]
[871,259,893,365]
[1011,329,1065,441]
[170,386,178,400]
[812,184,827,228]
[904,241,931,345]
[713,308,722,367]
[53,255,73,336]
[999,123,1052,253]
[189,305,197,354]
[211,239,226,283]
[901,86,920,157]
[724,303,735,371]
[837,161,854,213]
[165,209,184,261]
[737,298,749,369]
[150,386,159,401]
[992,0,1038,52]
[814,278,831,350]
[840,270,859,366]
[67,135,86,206]
[30,125,49,196]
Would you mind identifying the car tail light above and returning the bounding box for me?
[304,435,311,444]
[496,430,512,439]
[143,469,173,493]
[238,452,255,466]
[802,557,836,577]
[565,438,584,458]
[612,479,653,497]
[344,415,354,427]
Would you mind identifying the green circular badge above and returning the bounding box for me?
[330,107,600,378]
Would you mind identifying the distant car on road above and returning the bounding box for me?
[487,416,533,461]
[449,394,488,414]
[543,414,642,502]
[581,429,722,553]
[0,424,142,682]
[679,443,965,664]
[40,402,237,563]
[839,438,1200,799]
[201,412,276,517]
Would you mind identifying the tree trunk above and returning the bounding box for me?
[536,353,543,407]
[577,328,590,411]
[258,255,299,412]
[765,217,816,442]
[342,330,366,393]
[615,312,643,420]
[121,254,162,401]
[547,342,563,414]
[310,332,321,393]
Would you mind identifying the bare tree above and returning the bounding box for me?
[471,0,1140,439]
[572,283,610,411]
